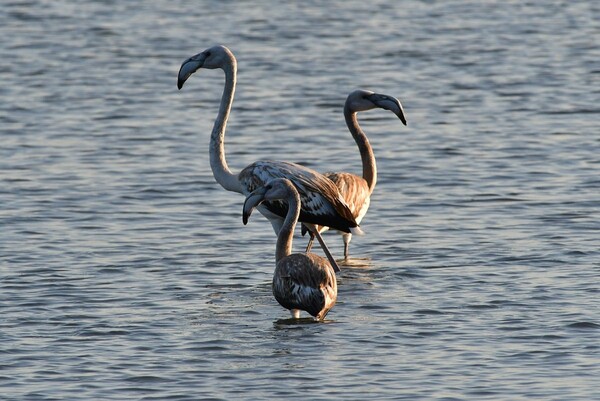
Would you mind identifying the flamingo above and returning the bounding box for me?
[177,45,361,272]
[243,178,337,321]
[303,89,407,260]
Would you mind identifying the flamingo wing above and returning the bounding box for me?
[273,253,336,319]
[239,161,358,233]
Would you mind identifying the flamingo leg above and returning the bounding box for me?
[301,223,315,253]
[305,232,315,253]
[305,223,341,273]
[342,233,352,260]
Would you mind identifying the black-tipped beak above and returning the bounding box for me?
[369,94,407,126]
[177,54,206,90]
[397,108,407,126]
[242,187,267,225]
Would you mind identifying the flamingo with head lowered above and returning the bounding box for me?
[243,178,337,321]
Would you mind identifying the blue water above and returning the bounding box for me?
[1,1,599,400]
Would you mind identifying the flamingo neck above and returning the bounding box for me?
[209,56,243,194]
[276,188,301,263]
[345,105,377,194]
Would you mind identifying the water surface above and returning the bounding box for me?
[1,1,599,400]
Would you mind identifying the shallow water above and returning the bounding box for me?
[1,1,599,400]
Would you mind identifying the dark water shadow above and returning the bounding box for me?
[339,257,373,269]
[273,317,334,327]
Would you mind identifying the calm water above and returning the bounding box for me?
[1,1,599,400]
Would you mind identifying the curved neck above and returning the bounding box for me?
[345,105,376,194]
[209,55,243,193]
[276,189,301,263]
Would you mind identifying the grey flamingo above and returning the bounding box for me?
[243,178,337,320]
[178,45,362,271]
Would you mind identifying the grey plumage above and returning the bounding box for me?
[178,45,362,271]
[273,253,337,321]
[243,178,337,321]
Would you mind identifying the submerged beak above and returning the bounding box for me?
[242,187,268,225]
[177,53,207,90]
[369,94,407,126]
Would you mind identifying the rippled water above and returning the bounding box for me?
[1,1,599,400]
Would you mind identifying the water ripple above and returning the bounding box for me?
[1,0,599,400]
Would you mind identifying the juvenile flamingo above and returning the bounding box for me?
[243,178,337,320]
[304,89,407,259]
